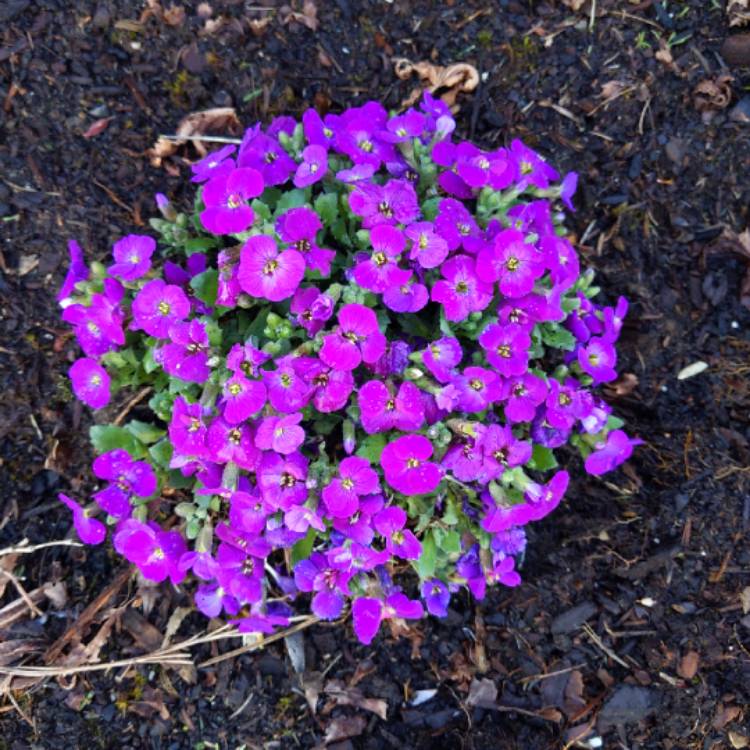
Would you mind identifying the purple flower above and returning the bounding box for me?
[423,337,462,383]
[435,199,479,252]
[455,366,503,413]
[294,144,328,188]
[335,112,394,169]
[431,255,493,322]
[478,424,532,482]
[542,236,580,290]
[523,469,569,520]
[373,505,422,559]
[58,493,106,545]
[206,419,260,471]
[229,491,271,536]
[353,224,410,294]
[114,519,186,584]
[456,545,486,599]
[331,493,384,545]
[488,554,521,587]
[238,234,305,302]
[585,430,642,476]
[577,337,618,383]
[62,294,125,357]
[227,341,271,379]
[195,580,240,618]
[358,380,425,434]
[58,239,89,302]
[405,221,449,269]
[200,167,264,235]
[491,528,527,556]
[383,276,428,313]
[237,132,296,185]
[191,144,236,183]
[107,234,155,281]
[69,357,110,409]
[215,543,265,605]
[477,229,546,298]
[322,456,380,517]
[602,297,628,343]
[154,320,211,382]
[294,552,352,620]
[291,287,334,336]
[479,323,531,376]
[502,374,548,423]
[255,413,305,454]
[443,437,485,482]
[236,601,293,635]
[510,139,559,190]
[455,142,494,188]
[217,250,241,307]
[352,593,424,645]
[349,179,419,228]
[221,373,267,423]
[303,108,338,148]
[381,109,426,142]
[421,578,451,617]
[371,340,411,377]
[336,163,376,183]
[560,171,578,211]
[320,304,386,371]
[258,451,308,510]
[380,435,442,496]
[169,397,209,460]
[276,207,335,276]
[131,279,190,339]
[92,449,157,518]
[545,379,586,429]
[294,357,355,412]
[262,362,313,413]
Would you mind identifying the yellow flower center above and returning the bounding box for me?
[158,300,171,315]
[506,256,520,272]
[341,477,354,490]
[497,345,512,358]
[263,259,279,275]
[406,457,420,469]
[228,383,242,395]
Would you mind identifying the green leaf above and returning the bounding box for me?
[89,425,141,456]
[184,237,219,255]
[142,346,160,374]
[245,305,272,339]
[330,218,352,248]
[314,192,339,226]
[148,438,173,468]
[291,526,317,566]
[190,269,219,306]
[275,189,309,215]
[433,527,461,556]
[356,433,387,464]
[540,323,577,351]
[528,444,558,471]
[414,532,437,579]
[175,502,197,519]
[126,420,166,445]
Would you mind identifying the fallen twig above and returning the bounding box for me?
[0,539,83,557]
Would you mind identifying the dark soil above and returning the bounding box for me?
[2,1,750,748]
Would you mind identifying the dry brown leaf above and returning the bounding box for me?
[693,75,734,120]
[148,107,240,167]
[394,58,479,112]
[728,0,750,27]
[323,715,367,744]
[82,117,113,139]
[43,581,68,609]
[324,678,388,720]
[163,5,186,26]
[741,586,750,615]
[280,1,318,32]
[599,80,631,105]
[713,704,742,730]
[730,731,750,749]
[467,677,498,708]
[0,553,20,599]
[605,372,639,398]
[562,0,586,10]
[677,650,700,680]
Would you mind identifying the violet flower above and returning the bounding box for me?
[58,493,106,545]
[294,357,355,413]
[168,397,209,460]
[107,234,155,281]
[294,144,328,188]
[380,435,442,496]
[255,413,305,455]
[257,451,309,511]
[291,287,334,336]
[69,357,110,409]
[114,519,186,584]
[358,380,425,434]
[423,337,463,383]
[206,418,260,471]
[322,456,380,518]
[58,239,89,302]
[577,337,618,383]
[237,132,296,185]
[191,144,236,183]
[349,179,419,228]
[353,224,411,294]
[585,430,642,476]
[431,255,493,323]
[237,234,305,302]
[262,362,313,413]
[477,228,546,298]
[479,322,531,377]
[405,221,449,269]
[221,373,267,424]
[62,294,125,357]
[421,579,451,617]
[294,552,352,620]
[319,303,387,371]
[276,207,335,276]
[502,374,548,423]
[200,167,264,235]
[154,319,211,383]
[131,279,190,339]
[92,449,157,518]
[352,593,424,645]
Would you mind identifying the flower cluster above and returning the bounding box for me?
[57,93,639,642]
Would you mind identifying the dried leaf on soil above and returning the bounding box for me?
[728,0,750,27]
[562,0,586,10]
[741,586,750,615]
[713,704,742,730]
[677,651,700,680]
[394,59,479,112]
[466,677,498,708]
[322,715,367,744]
[280,1,318,32]
[82,117,113,139]
[693,75,734,122]
[148,107,241,166]
[324,679,388,720]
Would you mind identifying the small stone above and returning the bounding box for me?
[598,686,661,730]
[551,602,597,634]
[721,34,750,68]
[729,96,750,124]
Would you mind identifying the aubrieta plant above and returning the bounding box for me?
[57,93,640,644]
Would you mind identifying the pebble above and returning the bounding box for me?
[729,96,750,124]
[597,686,661,730]
[551,601,597,634]
[721,34,750,68]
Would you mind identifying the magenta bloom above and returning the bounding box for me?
[320,304,386,371]
[154,319,210,382]
[191,144,236,183]
[585,430,642,476]
[502,374,548,423]
[358,380,424,434]
[381,108,426,142]
[131,279,190,339]
[543,235,580,290]
[373,505,422,559]
[290,287,334,336]
[383,277,428,313]
[217,250,241,307]
[58,239,89,302]
[322,456,379,517]
[294,144,328,187]
[381,435,442,496]
[294,357,355,412]
[431,255,493,322]
[578,337,618,383]
[227,341,271,379]
[58,493,106,545]
[294,552,352,620]
[107,234,155,281]
[258,451,308,511]
[69,357,110,409]
[434,198,479,251]
[478,424,532,483]
[229,491,270,536]
[423,337,462,383]
[221,373,267,424]
[255,413,305,454]
[92,449,157,519]
[303,108,338,147]
[422,579,451,617]
[479,323,531,376]
[276,207,335,276]
[455,142,493,188]
[262,363,313,413]
[510,139,559,190]
[200,167,264,235]
[169,397,208,460]
[331,494,384,545]
[353,224,410,293]
[114,519,186,584]
[349,179,419,228]
[455,367,503,413]
[62,293,124,357]
[352,593,424,645]
[238,234,305,302]
[405,221,449,269]
[238,132,296,185]
[206,418,260,471]
[477,229,546,298]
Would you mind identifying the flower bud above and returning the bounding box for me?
[342,419,356,455]
[155,193,177,221]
